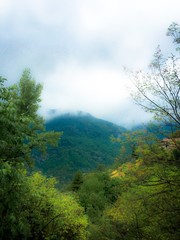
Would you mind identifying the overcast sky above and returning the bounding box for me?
[0,0,180,127]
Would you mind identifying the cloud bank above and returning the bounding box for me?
[0,0,180,126]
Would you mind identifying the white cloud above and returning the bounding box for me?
[1,0,180,126]
[39,59,153,127]
[40,60,128,112]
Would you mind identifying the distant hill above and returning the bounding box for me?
[34,113,126,183]
[131,122,179,139]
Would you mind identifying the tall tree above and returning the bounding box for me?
[0,70,77,239]
[0,69,61,166]
[131,24,180,127]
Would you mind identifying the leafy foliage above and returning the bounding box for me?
[0,69,61,166]
[26,172,88,240]
[130,24,180,126]
[74,23,180,239]
[0,168,88,239]
[0,70,88,239]
[70,171,122,228]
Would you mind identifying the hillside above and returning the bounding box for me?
[34,113,126,183]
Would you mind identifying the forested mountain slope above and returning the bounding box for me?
[35,113,126,183]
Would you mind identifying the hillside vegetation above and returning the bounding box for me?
[34,114,125,183]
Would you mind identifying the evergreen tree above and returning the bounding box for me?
[71,171,84,192]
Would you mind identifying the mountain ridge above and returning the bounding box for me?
[35,113,126,184]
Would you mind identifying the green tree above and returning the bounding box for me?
[0,69,61,166]
[0,169,88,239]
[71,171,84,192]
[26,172,88,240]
[75,171,122,227]
[105,161,180,240]
[167,22,180,48]
[0,69,89,239]
[78,174,107,223]
[130,24,180,126]
[104,24,180,240]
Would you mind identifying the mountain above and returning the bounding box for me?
[131,122,179,139]
[34,113,126,184]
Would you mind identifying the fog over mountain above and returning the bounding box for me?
[1,0,180,126]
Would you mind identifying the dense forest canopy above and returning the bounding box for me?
[35,114,125,183]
